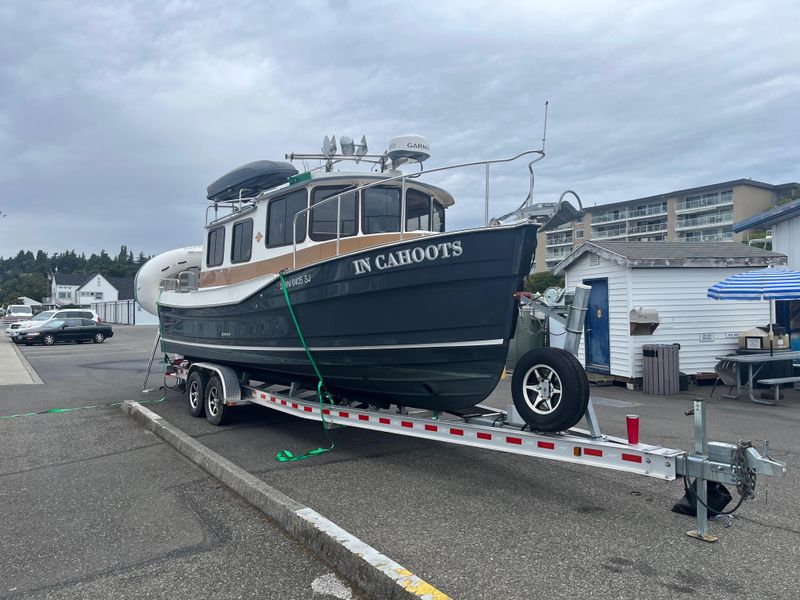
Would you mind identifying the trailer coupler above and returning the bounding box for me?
[674,399,786,542]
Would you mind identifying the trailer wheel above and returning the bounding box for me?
[511,348,590,432]
[186,371,205,418]
[204,374,228,426]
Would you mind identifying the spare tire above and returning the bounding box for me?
[511,348,590,432]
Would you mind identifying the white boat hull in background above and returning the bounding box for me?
[135,246,203,315]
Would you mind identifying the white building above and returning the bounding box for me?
[50,273,134,306]
[554,241,785,381]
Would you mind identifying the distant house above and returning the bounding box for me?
[17,296,42,306]
[50,273,135,306]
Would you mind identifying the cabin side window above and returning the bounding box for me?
[310,186,358,241]
[432,201,445,232]
[206,226,225,267]
[266,189,308,247]
[405,189,431,231]
[362,186,401,234]
[230,218,253,263]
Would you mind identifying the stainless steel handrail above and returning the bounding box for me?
[289,148,545,268]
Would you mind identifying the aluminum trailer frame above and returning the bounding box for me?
[172,361,785,543]
[164,284,786,542]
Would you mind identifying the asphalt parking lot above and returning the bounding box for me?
[2,326,799,599]
[0,327,362,600]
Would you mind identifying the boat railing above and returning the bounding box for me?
[289,148,546,268]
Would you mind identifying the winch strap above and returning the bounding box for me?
[276,271,335,462]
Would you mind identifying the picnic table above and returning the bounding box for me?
[715,351,800,405]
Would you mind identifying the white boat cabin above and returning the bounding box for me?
[199,171,454,288]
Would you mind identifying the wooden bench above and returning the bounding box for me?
[756,376,800,403]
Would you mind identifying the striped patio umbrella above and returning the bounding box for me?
[708,266,800,354]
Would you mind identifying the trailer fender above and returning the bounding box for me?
[187,362,242,405]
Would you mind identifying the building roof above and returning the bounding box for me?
[53,273,93,287]
[587,179,797,213]
[53,273,135,299]
[733,197,800,232]
[554,241,786,273]
[105,277,135,300]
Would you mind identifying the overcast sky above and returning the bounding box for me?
[1,0,798,258]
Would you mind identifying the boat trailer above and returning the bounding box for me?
[161,284,786,542]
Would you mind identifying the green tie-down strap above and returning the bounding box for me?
[276,272,335,462]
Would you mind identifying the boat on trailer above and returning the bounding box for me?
[136,128,588,429]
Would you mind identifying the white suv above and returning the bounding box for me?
[7,309,100,341]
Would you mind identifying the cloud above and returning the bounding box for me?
[0,0,798,256]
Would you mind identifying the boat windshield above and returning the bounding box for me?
[362,186,401,234]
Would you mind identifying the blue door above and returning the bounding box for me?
[584,278,610,373]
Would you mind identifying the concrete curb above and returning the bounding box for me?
[122,400,450,600]
[9,341,43,385]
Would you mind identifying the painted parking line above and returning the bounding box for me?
[23,350,151,359]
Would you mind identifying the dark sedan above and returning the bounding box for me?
[17,318,114,346]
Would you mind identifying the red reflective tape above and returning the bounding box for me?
[280,399,287,406]
[270,396,277,402]
[358,415,369,421]
[261,393,267,399]
[506,436,523,445]
[424,424,438,432]
[622,453,643,463]
[323,409,331,415]
[450,428,464,436]
[401,421,413,428]
[339,411,349,418]
[477,432,492,440]
[584,448,603,457]
[537,441,555,450]
[379,417,391,425]
[303,406,312,412]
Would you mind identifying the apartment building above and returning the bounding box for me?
[536,179,799,271]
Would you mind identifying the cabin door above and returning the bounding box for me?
[583,278,610,373]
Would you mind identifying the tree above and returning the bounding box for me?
[524,271,565,294]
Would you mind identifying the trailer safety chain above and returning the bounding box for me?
[682,441,758,516]
[275,271,335,462]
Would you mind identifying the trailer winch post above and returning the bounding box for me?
[563,284,590,357]
[687,399,718,543]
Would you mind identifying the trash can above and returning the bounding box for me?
[642,343,680,395]
[506,308,547,372]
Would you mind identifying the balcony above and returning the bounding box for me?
[545,234,573,247]
[627,205,667,219]
[675,192,733,213]
[593,227,628,240]
[591,211,628,225]
[546,247,573,261]
[627,222,668,236]
[681,231,734,243]
[676,213,733,230]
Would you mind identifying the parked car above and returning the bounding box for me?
[16,318,113,346]
[7,308,100,339]
[1,304,33,326]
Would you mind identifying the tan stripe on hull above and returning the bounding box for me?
[199,232,427,288]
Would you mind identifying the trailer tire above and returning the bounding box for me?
[186,371,205,418]
[204,374,228,426]
[511,348,590,432]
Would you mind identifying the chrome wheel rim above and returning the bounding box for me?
[188,381,201,409]
[207,385,220,417]
[44,335,55,345]
[522,363,563,415]
[94,334,103,342]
